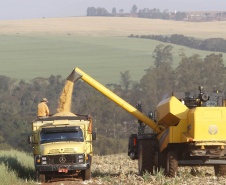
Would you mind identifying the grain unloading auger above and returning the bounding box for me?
[68,68,226,177]
[67,68,163,134]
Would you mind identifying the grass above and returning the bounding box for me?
[0,150,36,185]
[0,34,224,85]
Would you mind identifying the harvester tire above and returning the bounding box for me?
[166,151,178,177]
[158,150,166,172]
[138,140,155,175]
[214,165,226,176]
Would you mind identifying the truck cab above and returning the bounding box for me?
[31,114,95,182]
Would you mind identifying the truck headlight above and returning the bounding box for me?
[78,154,83,159]
[42,161,47,165]
[78,159,84,163]
[42,157,47,161]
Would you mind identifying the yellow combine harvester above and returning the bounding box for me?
[68,68,226,177]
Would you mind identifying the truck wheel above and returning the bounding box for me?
[138,140,155,175]
[166,151,178,177]
[38,173,46,183]
[82,168,91,181]
[214,165,226,176]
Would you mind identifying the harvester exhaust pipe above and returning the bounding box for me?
[67,69,82,83]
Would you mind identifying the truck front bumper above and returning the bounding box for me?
[37,163,89,172]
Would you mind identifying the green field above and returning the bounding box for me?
[0,34,225,84]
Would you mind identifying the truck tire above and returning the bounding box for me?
[166,151,178,177]
[214,165,226,176]
[38,173,46,183]
[82,168,91,180]
[138,140,155,175]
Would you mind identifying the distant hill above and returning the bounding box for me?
[0,17,226,39]
[0,16,225,84]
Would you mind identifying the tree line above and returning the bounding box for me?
[86,5,187,21]
[129,34,226,53]
[0,44,225,155]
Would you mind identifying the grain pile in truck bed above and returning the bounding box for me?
[52,111,77,117]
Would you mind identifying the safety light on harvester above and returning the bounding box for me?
[134,138,136,146]
[189,138,193,142]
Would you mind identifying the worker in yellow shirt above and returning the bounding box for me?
[37,98,50,118]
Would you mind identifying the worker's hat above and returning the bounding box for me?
[42,98,48,102]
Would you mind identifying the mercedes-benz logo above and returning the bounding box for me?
[59,156,66,163]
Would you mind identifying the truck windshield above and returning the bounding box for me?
[40,130,84,144]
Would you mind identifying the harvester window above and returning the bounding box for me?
[40,129,84,144]
[205,100,217,107]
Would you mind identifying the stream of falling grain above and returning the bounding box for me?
[57,80,74,113]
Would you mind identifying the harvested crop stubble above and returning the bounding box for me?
[90,153,226,185]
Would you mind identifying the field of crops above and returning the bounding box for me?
[1,150,226,185]
[1,17,226,39]
[91,154,226,185]
[0,17,226,84]
[0,34,224,85]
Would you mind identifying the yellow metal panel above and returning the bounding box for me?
[181,132,193,142]
[188,107,226,141]
[188,109,195,138]
[157,96,189,128]
[171,119,188,143]
[157,128,170,152]
[203,110,222,119]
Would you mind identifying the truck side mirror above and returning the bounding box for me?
[28,135,32,144]
[92,132,96,141]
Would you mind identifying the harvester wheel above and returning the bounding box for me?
[138,140,155,175]
[214,165,226,176]
[158,150,166,172]
[166,151,178,177]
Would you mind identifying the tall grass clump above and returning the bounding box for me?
[0,150,36,184]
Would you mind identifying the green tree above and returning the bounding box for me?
[131,4,138,14]
[175,54,204,92]
[202,53,225,91]
[119,9,124,14]
[175,11,187,20]
[120,71,132,92]
[112,7,117,15]
[87,7,96,16]
[152,44,174,68]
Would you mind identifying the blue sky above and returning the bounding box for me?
[1,0,226,20]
